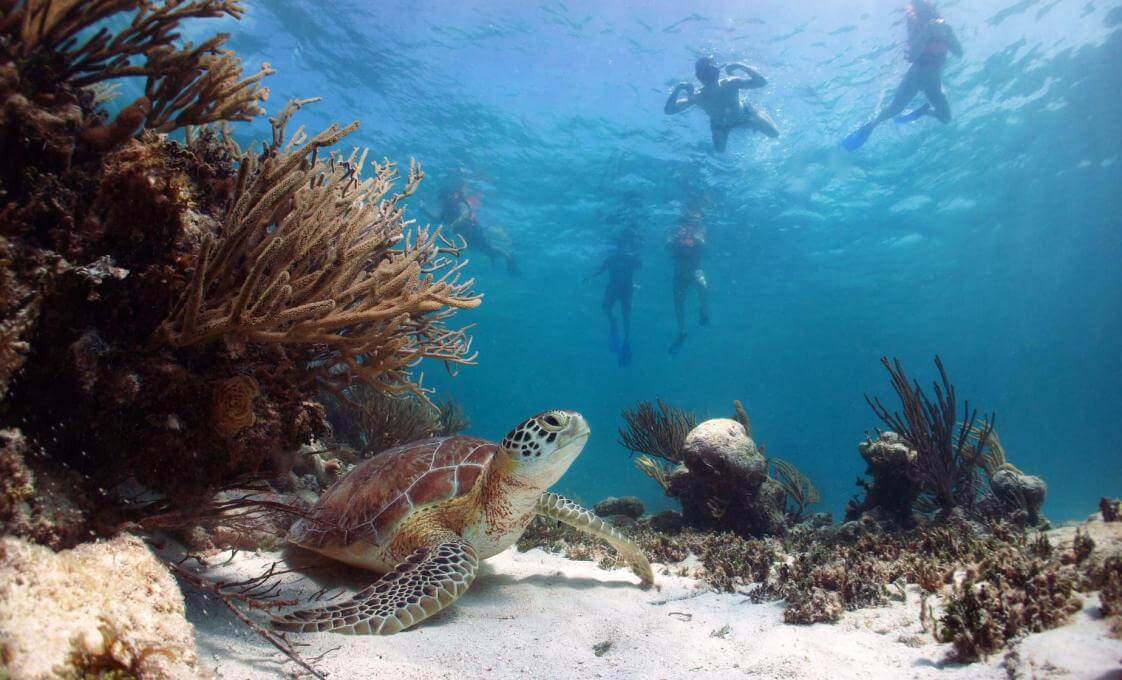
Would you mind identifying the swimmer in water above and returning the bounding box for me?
[664,55,780,153]
[666,210,709,354]
[842,1,963,151]
[587,227,642,367]
[428,184,519,276]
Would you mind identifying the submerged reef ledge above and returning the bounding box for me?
[187,513,1122,679]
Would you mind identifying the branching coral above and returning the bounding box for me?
[142,42,273,132]
[618,399,696,464]
[865,356,994,518]
[768,457,820,520]
[10,0,248,88]
[160,99,481,398]
[325,382,467,458]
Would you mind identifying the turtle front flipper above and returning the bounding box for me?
[272,537,478,635]
[535,492,654,585]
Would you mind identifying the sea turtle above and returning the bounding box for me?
[271,410,653,635]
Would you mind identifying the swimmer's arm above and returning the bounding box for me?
[724,62,767,89]
[583,258,609,282]
[664,82,696,114]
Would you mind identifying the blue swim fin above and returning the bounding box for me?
[841,122,875,151]
[608,327,622,354]
[895,104,931,124]
[618,344,632,367]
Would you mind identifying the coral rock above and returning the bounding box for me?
[989,469,1047,526]
[681,418,762,479]
[0,534,200,679]
[668,419,785,537]
[1101,497,1121,523]
[0,428,90,549]
[594,496,645,520]
[846,431,922,526]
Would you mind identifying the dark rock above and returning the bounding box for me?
[648,510,684,534]
[594,496,645,520]
[846,432,922,526]
[1100,497,1120,522]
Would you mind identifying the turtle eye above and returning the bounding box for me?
[538,412,566,432]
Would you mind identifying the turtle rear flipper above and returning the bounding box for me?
[272,537,478,635]
[535,492,654,585]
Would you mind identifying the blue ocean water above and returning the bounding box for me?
[215,0,1118,523]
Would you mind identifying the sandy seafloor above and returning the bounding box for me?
[187,529,1122,680]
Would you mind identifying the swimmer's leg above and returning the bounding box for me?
[619,294,633,366]
[920,71,951,123]
[897,69,950,124]
[741,105,780,138]
[696,274,710,326]
[710,126,730,153]
[669,274,688,353]
[877,66,923,123]
[844,66,921,150]
[603,289,621,354]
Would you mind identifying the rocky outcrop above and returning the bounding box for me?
[666,419,786,537]
[0,534,200,679]
[846,431,922,526]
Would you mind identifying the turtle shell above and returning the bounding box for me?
[289,436,495,549]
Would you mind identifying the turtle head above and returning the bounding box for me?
[500,410,590,486]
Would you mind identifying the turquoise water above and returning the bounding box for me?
[216,1,1118,522]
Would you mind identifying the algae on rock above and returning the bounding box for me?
[0,534,200,679]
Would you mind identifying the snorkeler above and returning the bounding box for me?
[587,228,642,367]
[666,212,709,354]
[431,185,520,276]
[664,55,780,153]
[841,1,963,151]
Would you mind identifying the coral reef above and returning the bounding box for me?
[936,546,1082,661]
[621,400,817,538]
[865,356,994,518]
[0,1,480,525]
[324,382,469,458]
[0,534,199,679]
[0,428,92,549]
[857,356,1047,528]
[1099,554,1122,616]
[783,587,843,624]
[517,493,1113,661]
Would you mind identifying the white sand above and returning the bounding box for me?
[186,546,1122,679]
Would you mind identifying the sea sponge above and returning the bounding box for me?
[0,534,200,679]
